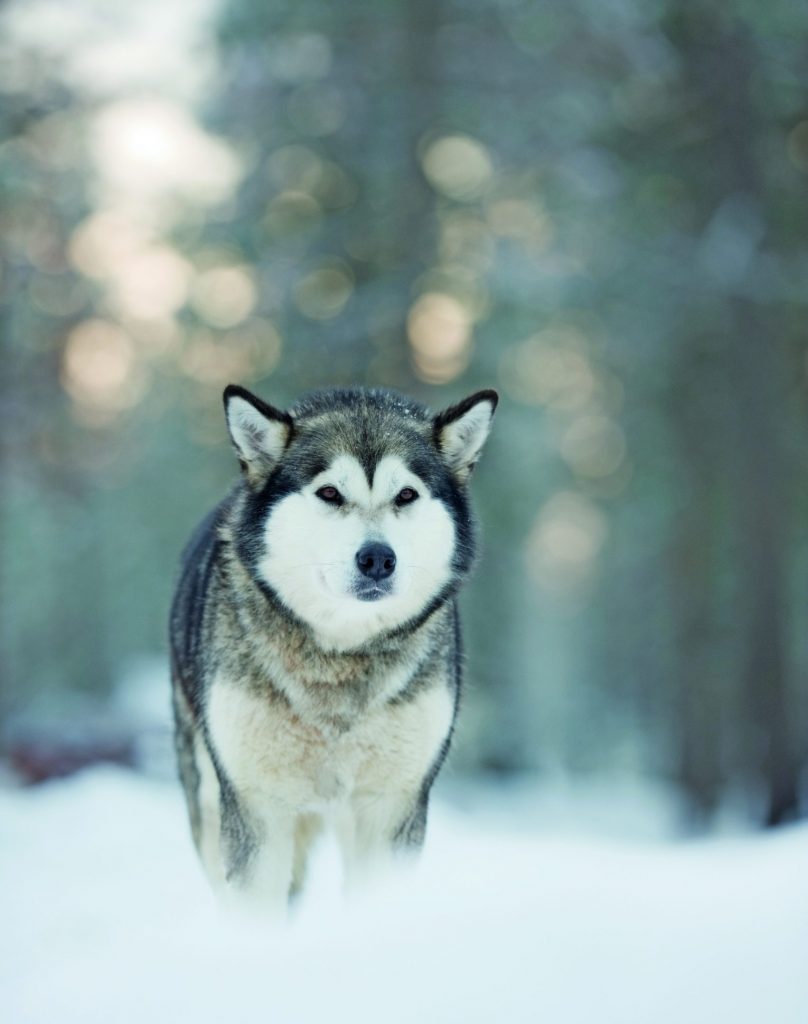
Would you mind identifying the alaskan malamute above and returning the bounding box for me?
[170,384,497,912]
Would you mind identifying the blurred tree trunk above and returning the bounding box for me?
[401,0,439,247]
[728,303,798,825]
[373,0,441,389]
[668,363,722,824]
[672,5,800,825]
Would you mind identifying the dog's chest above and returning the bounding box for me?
[243,627,417,730]
[208,674,453,813]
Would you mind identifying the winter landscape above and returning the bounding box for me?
[3,764,807,1024]
[3,1,808,1021]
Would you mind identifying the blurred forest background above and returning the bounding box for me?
[1,0,807,830]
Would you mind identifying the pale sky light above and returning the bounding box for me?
[2,0,221,101]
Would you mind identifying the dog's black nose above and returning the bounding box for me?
[356,542,396,580]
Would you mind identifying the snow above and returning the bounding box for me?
[2,767,807,1024]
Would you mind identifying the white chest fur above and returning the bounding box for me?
[207,674,454,816]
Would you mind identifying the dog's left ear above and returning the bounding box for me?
[223,384,293,486]
[433,389,498,483]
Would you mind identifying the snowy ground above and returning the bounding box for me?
[2,767,807,1024]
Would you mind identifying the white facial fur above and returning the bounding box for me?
[257,454,456,651]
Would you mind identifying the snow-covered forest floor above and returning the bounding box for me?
[2,766,807,1024]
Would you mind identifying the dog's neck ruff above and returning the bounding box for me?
[266,583,445,656]
[214,537,450,732]
[249,566,454,656]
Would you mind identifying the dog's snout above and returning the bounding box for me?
[356,542,396,581]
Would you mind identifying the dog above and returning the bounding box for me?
[169,384,497,912]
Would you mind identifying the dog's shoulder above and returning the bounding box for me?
[170,492,237,709]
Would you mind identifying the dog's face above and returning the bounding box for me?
[224,386,497,651]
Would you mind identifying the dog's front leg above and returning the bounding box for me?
[218,804,296,918]
[243,815,297,915]
[338,788,428,890]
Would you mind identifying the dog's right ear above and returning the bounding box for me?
[223,384,293,486]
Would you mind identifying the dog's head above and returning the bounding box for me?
[224,385,497,651]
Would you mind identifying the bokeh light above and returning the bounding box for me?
[525,491,608,597]
[61,319,145,423]
[407,292,473,383]
[294,264,354,320]
[190,265,257,328]
[420,134,493,201]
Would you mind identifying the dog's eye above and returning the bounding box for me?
[395,487,419,506]
[316,485,343,505]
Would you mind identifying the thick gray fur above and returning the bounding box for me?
[169,385,495,907]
